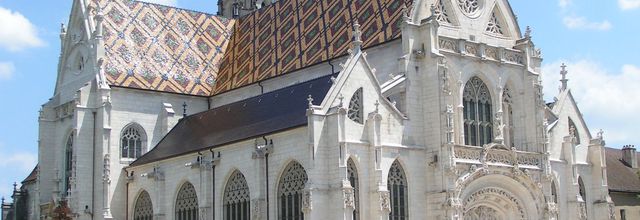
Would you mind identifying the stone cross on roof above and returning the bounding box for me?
[560,63,569,91]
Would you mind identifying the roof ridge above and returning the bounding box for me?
[133,0,225,18]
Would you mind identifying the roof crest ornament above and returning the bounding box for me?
[525,26,532,39]
[352,20,363,53]
[559,63,569,92]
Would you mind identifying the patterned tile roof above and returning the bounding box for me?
[96,0,235,96]
[213,0,413,94]
[94,0,412,96]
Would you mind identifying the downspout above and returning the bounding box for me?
[210,149,216,220]
[328,59,336,75]
[262,136,270,220]
[124,169,130,220]
[258,81,264,94]
[91,111,97,219]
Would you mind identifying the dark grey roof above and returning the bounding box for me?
[605,147,640,193]
[130,75,335,166]
[21,165,37,184]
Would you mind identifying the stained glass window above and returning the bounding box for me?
[121,124,145,159]
[175,182,199,220]
[348,88,364,124]
[464,77,493,146]
[278,162,308,220]
[224,171,251,220]
[134,191,153,220]
[388,160,408,220]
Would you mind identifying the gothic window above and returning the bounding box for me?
[175,182,199,220]
[551,182,558,203]
[278,161,308,220]
[434,0,452,24]
[503,86,515,148]
[134,191,153,220]
[457,0,480,15]
[463,77,493,146]
[348,88,364,124]
[569,119,581,145]
[64,133,74,195]
[347,159,360,220]
[388,160,408,220]
[486,11,504,35]
[578,177,586,202]
[224,171,251,220]
[121,124,146,159]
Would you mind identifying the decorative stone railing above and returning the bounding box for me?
[438,36,525,65]
[453,145,544,169]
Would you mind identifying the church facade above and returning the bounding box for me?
[15,0,617,219]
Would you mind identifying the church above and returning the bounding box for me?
[2,0,619,219]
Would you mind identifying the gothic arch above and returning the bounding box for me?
[63,129,75,196]
[456,170,545,220]
[133,190,153,220]
[277,161,308,220]
[387,159,408,220]
[120,122,148,160]
[223,170,250,220]
[462,76,494,146]
[347,158,360,220]
[174,181,199,220]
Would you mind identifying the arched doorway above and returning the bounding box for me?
[463,187,526,220]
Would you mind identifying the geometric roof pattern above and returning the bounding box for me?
[213,0,414,95]
[96,0,234,96]
[95,0,412,96]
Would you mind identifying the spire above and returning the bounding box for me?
[560,63,568,91]
[352,20,362,51]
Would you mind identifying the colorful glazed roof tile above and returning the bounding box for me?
[94,0,412,96]
[213,0,413,94]
[95,0,235,96]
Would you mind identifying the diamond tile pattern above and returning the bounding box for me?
[214,0,413,94]
[94,0,412,96]
[95,0,234,96]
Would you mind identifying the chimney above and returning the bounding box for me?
[622,145,638,168]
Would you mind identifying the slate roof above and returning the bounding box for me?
[22,165,37,184]
[130,74,335,166]
[94,0,412,96]
[605,147,640,193]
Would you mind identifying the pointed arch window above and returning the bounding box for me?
[224,171,251,220]
[134,191,153,220]
[347,159,360,220]
[278,161,308,220]
[463,77,493,146]
[503,86,515,148]
[388,160,408,220]
[64,132,74,195]
[569,119,581,145]
[121,124,146,159]
[348,88,364,124]
[175,182,199,220]
[551,181,558,204]
[578,177,586,201]
[434,0,452,24]
[486,11,504,35]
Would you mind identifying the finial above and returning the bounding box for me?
[1,197,4,205]
[374,100,380,113]
[560,63,569,91]
[525,26,532,39]
[430,4,437,15]
[13,182,17,192]
[338,94,344,107]
[352,20,362,50]
[307,95,314,108]
[597,129,604,139]
[403,4,411,22]
[182,102,188,117]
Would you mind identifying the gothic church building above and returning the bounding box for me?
[20,0,616,219]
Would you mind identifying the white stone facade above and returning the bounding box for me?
[31,0,614,219]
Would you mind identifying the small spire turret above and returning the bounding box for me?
[560,63,569,91]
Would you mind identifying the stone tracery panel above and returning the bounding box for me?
[463,187,526,220]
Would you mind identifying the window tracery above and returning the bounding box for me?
[134,191,153,220]
[463,77,493,146]
[348,88,364,124]
[457,0,480,16]
[486,11,504,35]
[388,160,408,220]
[278,162,308,220]
[434,0,452,24]
[224,171,251,220]
[175,182,199,220]
[347,159,360,220]
[64,133,74,196]
[121,125,145,159]
[465,206,500,220]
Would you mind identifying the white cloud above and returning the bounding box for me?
[138,0,178,6]
[542,60,640,146]
[619,0,640,10]
[559,0,572,8]
[563,15,612,31]
[0,61,14,80]
[0,7,44,52]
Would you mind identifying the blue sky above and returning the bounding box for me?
[0,0,638,201]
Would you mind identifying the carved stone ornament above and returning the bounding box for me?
[344,187,355,209]
[463,187,526,220]
[380,191,391,212]
[608,202,615,220]
[578,202,587,220]
[302,190,312,211]
[252,199,263,219]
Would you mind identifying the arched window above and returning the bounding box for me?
[121,124,146,159]
[347,159,360,220]
[134,191,153,220]
[578,177,586,201]
[388,160,408,220]
[175,182,199,220]
[278,161,308,220]
[569,119,580,145]
[503,86,515,148]
[463,76,493,146]
[64,133,74,196]
[551,182,558,203]
[224,171,250,220]
[348,88,364,124]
